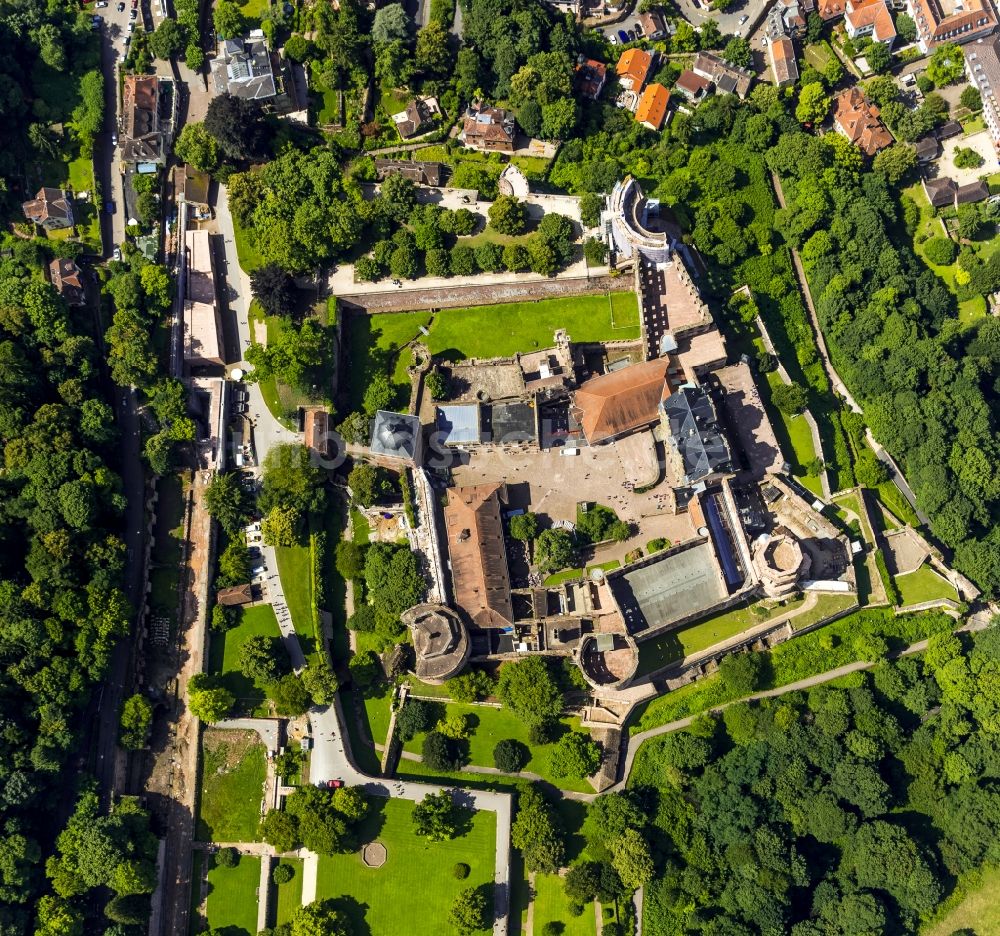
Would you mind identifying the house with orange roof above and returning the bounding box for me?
[905,0,995,52]
[635,83,671,130]
[616,48,654,92]
[845,0,897,45]
[769,36,799,87]
[832,87,893,156]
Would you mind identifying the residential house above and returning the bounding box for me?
[616,48,654,92]
[183,229,224,368]
[923,176,991,206]
[691,51,754,98]
[767,0,813,37]
[121,74,172,164]
[635,83,671,130]
[832,86,893,156]
[211,30,298,112]
[217,584,253,606]
[674,69,712,101]
[845,0,897,44]
[392,96,442,140]
[817,0,847,19]
[374,159,444,187]
[459,102,516,152]
[637,10,668,38]
[906,0,996,52]
[965,37,1000,152]
[936,118,964,139]
[913,135,941,161]
[769,37,800,87]
[575,58,608,100]
[21,187,73,231]
[49,258,86,306]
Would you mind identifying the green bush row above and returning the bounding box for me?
[874,549,901,606]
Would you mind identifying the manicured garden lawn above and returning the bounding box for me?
[314,797,495,936]
[399,703,594,793]
[804,41,835,71]
[635,597,806,676]
[925,864,1000,936]
[543,567,585,586]
[378,78,409,116]
[895,564,958,606]
[206,853,261,935]
[345,310,433,411]
[209,603,285,712]
[426,293,640,360]
[788,592,859,630]
[272,858,304,926]
[533,873,596,936]
[197,730,266,842]
[350,508,371,545]
[275,542,315,653]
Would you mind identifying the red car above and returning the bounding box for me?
[327,779,344,789]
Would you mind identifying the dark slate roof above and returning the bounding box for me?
[660,385,732,484]
[957,180,990,204]
[936,120,963,140]
[370,410,422,460]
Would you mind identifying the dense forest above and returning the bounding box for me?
[631,622,1000,934]
[0,240,140,934]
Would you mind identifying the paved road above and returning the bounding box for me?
[214,717,283,752]
[309,697,513,936]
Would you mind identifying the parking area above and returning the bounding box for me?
[939,129,1000,181]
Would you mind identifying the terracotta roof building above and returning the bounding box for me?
[572,358,675,444]
[769,37,799,87]
[845,0,897,44]
[817,0,846,18]
[906,0,996,52]
[674,69,712,100]
[122,74,166,163]
[303,408,330,457]
[392,96,442,139]
[459,102,516,152]
[49,258,85,306]
[616,48,654,92]
[442,483,513,629]
[217,583,253,606]
[635,83,671,130]
[22,187,73,231]
[832,87,893,156]
[965,37,1000,152]
[575,58,608,100]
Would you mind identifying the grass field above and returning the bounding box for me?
[314,797,495,936]
[397,703,595,792]
[234,216,265,273]
[197,729,266,842]
[149,473,186,632]
[533,873,596,936]
[635,597,807,675]
[345,295,639,412]
[876,480,920,528]
[209,603,285,713]
[924,864,1000,936]
[206,853,261,935]
[804,41,835,70]
[895,564,958,606]
[275,542,315,654]
[362,682,394,747]
[763,371,822,496]
[272,858,304,927]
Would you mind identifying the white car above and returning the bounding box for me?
[112,247,122,262]
[609,34,619,44]
[739,13,749,24]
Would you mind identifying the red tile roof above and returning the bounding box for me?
[635,83,670,130]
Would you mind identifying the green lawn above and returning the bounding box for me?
[876,480,920,528]
[533,873,596,936]
[345,294,640,414]
[314,797,495,936]
[399,703,595,793]
[635,597,807,676]
[233,216,265,272]
[788,592,859,630]
[149,473,186,631]
[341,688,384,775]
[543,567,585,586]
[351,508,371,545]
[209,603,286,713]
[197,729,266,843]
[272,858,304,927]
[924,864,1000,936]
[362,682,394,747]
[895,563,958,606]
[804,41,835,71]
[206,853,261,935]
[275,542,315,655]
[763,371,822,496]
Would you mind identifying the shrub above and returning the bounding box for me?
[953,146,984,169]
[215,847,238,869]
[273,863,295,884]
[453,862,470,879]
[924,236,956,266]
[874,550,901,606]
[493,738,530,773]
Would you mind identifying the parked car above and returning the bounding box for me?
[609,34,618,45]
[111,131,118,146]
[327,779,344,789]
[105,201,115,215]
[112,247,122,262]
[127,21,134,32]
[123,35,130,47]
[90,16,101,29]
[738,13,749,23]
[634,22,644,36]
[626,29,636,40]
[617,28,629,42]
[96,1,108,6]
[116,1,125,11]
